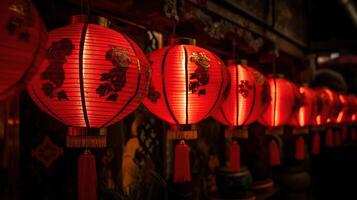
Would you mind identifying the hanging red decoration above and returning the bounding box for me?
[78,150,97,200]
[289,86,317,127]
[259,76,299,127]
[212,61,270,126]
[229,141,241,172]
[341,126,347,142]
[143,39,228,125]
[325,89,341,125]
[295,137,305,161]
[334,130,341,146]
[351,128,357,141]
[269,139,281,166]
[143,38,228,183]
[0,0,47,100]
[174,140,191,183]
[312,132,320,155]
[345,95,357,124]
[27,16,151,200]
[312,89,330,126]
[28,16,150,128]
[334,94,348,124]
[325,128,334,147]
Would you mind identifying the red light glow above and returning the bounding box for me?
[28,22,150,128]
[143,44,228,125]
[212,63,270,126]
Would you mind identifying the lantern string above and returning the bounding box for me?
[232,39,236,60]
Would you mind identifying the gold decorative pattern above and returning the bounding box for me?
[167,129,198,140]
[190,52,210,69]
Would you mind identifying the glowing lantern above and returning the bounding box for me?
[345,95,357,124]
[326,90,343,125]
[28,16,150,128]
[27,16,151,200]
[143,39,228,125]
[143,38,228,182]
[258,76,299,127]
[212,60,270,126]
[0,0,47,100]
[312,88,336,126]
[211,60,269,172]
[289,86,317,127]
[335,94,348,124]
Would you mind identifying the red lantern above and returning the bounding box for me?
[143,38,228,182]
[212,61,270,126]
[289,86,317,127]
[345,95,357,124]
[0,0,47,100]
[143,39,228,125]
[258,76,299,127]
[28,16,150,128]
[325,89,342,125]
[27,16,150,200]
[312,88,335,126]
[335,94,348,124]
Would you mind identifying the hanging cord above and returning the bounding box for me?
[86,0,91,18]
[272,47,279,76]
[232,39,237,60]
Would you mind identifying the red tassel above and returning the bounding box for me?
[295,137,305,161]
[269,139,281,166]
[325,128,334,147]
[341,127,347,142]
[174,140,191,183]
[229,141,241,172]
[312,132,320,155]
[334,130,341,146]
[351,128,356,142]
[78,150,97,200]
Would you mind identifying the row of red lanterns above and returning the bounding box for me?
[1,2,356,129]
[2,1,357,196]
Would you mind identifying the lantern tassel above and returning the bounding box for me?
[174,140,191,183]
[334,130,341,146]
[295,137,305,161]
[342,127,347,142]
[325,128,334,147]
[78,150,97,200]
[351,128,357,142]
[312,132,320,155]
[269,139,281,166]
[229,141,241,172]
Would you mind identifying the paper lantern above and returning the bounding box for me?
[325,89,342,125]
[28,16,150,128]
[258,76,299,127]
[335,94,348,124]
[344,95,357,124]
[0,0,47,100]
[143,39,228,125]
[212,61,270,126]
[312,88,335,126]
[289,86,317,127]
[143,38,228,182]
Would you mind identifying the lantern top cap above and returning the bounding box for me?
[71,15,110,27]
[168,37,196,45]
[268,73,285,78]
[226,59,238,66]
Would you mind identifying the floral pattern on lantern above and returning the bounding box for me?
[28,18,150,128]
[143,43,229,125]
[212,63,270,126]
